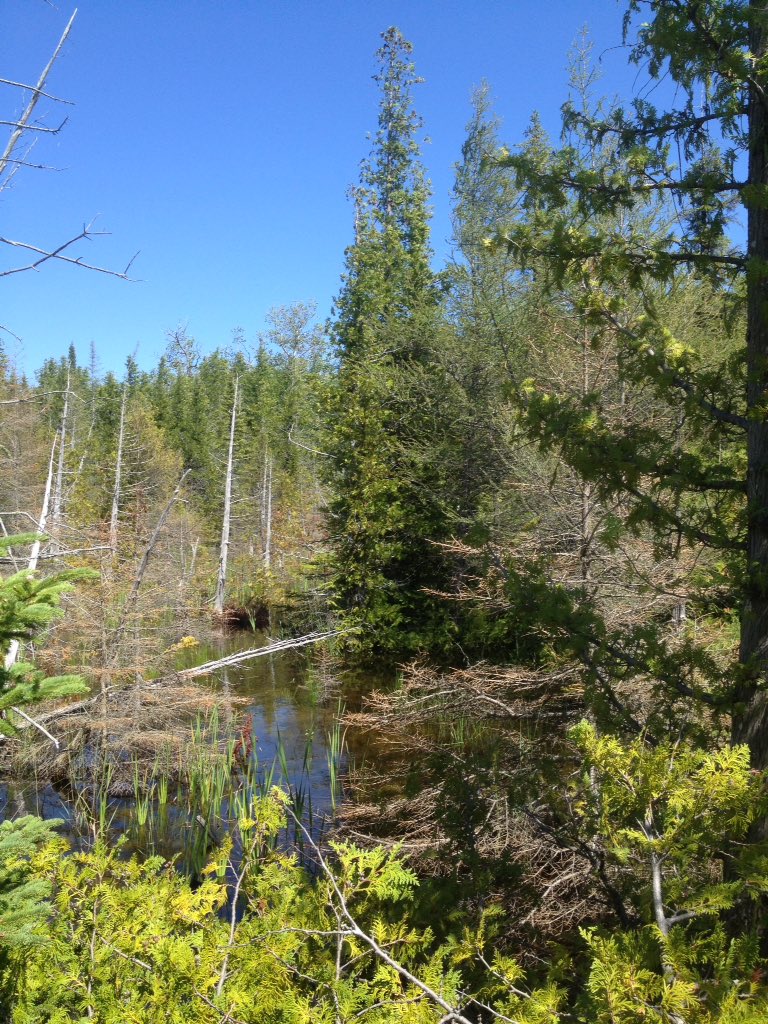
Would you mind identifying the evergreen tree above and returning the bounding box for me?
[474,0,768,939]
[326,27,455,661]
[0,815,60,1017]
[0,535,90,730]
[333,28,435,357]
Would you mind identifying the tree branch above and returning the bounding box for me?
[0,9,76,181]
[0,226,139,280]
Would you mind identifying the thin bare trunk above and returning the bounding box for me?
[110,468,190,664]
[51,371,70,538]
[5,430,58,670]
[214,377,239,615]
[0,10,76,183]
[264,453,273,572]
[174,630,344,680]
[108,385,127,555]
[189,536,200,578]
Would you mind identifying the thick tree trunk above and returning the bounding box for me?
[214,377,238,615]
[734,3,768,770]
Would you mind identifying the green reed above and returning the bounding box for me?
[326,710,346,812]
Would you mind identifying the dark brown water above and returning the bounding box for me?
[0,631,376,875]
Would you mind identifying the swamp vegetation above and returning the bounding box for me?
[6,2,768,1020]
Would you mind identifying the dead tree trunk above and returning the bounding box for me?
[51,371,70,541]
[108,384,127,556]
[4,430,58,671]
[0,11,76,183]
[214,377,239,615]
[110,468,191,666]
[263,452,273,573]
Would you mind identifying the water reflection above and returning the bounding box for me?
[1,631,353,876]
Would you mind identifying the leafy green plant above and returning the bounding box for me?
[0,816,61,1016]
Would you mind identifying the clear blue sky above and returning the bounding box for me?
[3,1,635,378]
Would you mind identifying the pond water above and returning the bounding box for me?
[0,631,384,877]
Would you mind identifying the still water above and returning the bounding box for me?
[0,632,376,874]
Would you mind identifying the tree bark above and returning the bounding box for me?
[51,370,69,540]
[734,3,768,771]
[263,451,273,572]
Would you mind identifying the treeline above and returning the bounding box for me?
[0,304,332,677]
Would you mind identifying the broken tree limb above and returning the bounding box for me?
[0,630,349,741]
[128,468,191,604]
[10,706,61,750]
[109,468,191,663]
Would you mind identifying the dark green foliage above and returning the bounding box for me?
[479,8,752,749]
[324,28,460,662]
[0,536,91,732]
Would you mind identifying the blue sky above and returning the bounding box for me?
[2,1,635,377]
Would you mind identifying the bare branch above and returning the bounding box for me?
[0,118,67,134]
[285,805,477,1024]
[0,226,140,280]
[9,706,61,749]
[0,9,77,181]
[0,77,73,104]
[0,323,22,342]
[174,630,348,680]
[0,156,62,172]
[0,545,112,563]
[287,424,333,458]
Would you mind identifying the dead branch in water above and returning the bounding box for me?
[1,629,346,738]
[175,630,347,680]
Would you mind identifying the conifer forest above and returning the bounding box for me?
[7,2,768,1020]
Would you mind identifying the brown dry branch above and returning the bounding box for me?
[23,674,247,793]
[349,660,583,732]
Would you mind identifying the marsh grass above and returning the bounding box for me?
[109,702,349,878]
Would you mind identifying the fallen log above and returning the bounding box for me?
[175,629,346,679]
[2,628,347,741]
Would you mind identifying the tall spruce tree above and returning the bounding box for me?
[326,28,453,661]
[332,28,434,357]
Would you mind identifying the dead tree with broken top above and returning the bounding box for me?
[214,377,239,616]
